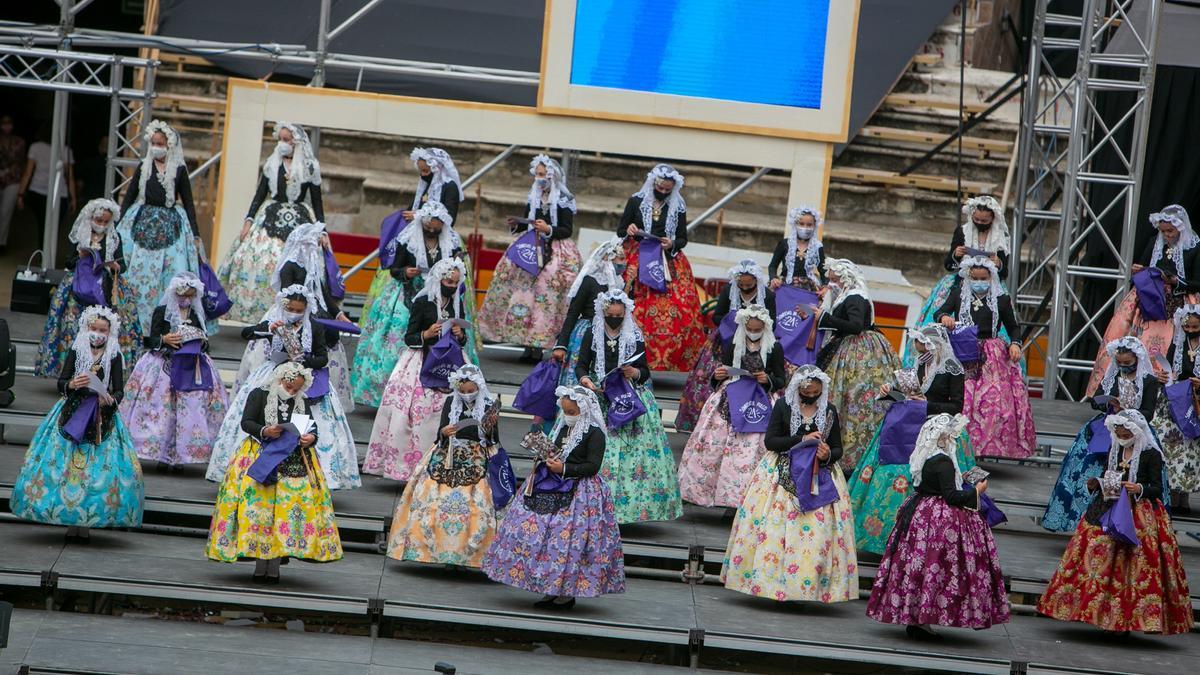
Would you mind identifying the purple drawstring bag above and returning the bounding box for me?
[247,429,301,485]
[377,211,408,268]
[197,257,233,319]
[62,394,100,444]
[323,248,346,300]
[949,325,980,364]
[603,368,647,429]
[978,492,1008,528]
[788,439,840,512]
[725,377,772,433]
[305,367,331,400]
[876,399,930,465]
[169,339,213,392]
[1131,267,1167,321]
[512,360,562,419]
[1085,415,1112,454]
[487,447,517,509]
[419,331,466,389]
[504,229,542,276]
[71,249,107,307]
[774,286,823,366]
[716,310,739,344]
[525,462,576,495]
[1165,380,1200,440]
[1099,489,1141,546]
[638,238,668,293]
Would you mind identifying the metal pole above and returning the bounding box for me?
[312,0,331,88]
[44,0,74,266]
[462,144,520,189]
[687,167,770,231]
[104,59,123,198]
[327,0,386,42]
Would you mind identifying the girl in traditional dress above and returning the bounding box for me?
[768,205,826,292]
[1086,205,1199,396]
[904,195,1010,366]
[1154,305,1200,511]
[576,289,683,523]
[849,324,974,555]
[551,237,625,389]
[677,259,775,432]
[722,365,858,602]
[206,362,343,582]
[35,198,141,377]
[121,272,229,467]
[935,256,1036,459]
[206,285,360,491]
[479,154,582,359]
[365,258,476,482]
[352,201,464,407]
[813,257,901,470]
[1038,410,1192,635]
[1043,336,1163,532]
[618,164,705,372]
[219,122,323,324]
[678,304,786,508]
[11,306,143,540]
[387,364,501,568]
[116,120,200,334]
[362,147,463,318]
[482,385,625,609]
[866,413,1009,639]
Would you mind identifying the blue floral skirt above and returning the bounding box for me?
[117,204,198,335]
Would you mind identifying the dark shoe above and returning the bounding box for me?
[905,624,941,641]
[547,597,576,611]
[252,572,267,583]
[265,573,280,585]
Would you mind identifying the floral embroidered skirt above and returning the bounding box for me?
[482,475,625,597]
[866,494,1009,628]
[117,204,199,335]
[623,243,706,372]
[556,319,591,389]
[217,201,313,324]
[363,348,447,482]
[350,278,411,408]
[964,338,1036,459]
[675,329,722,433]
[34,271,141,378]
[599,385,683,523]
[205,438,343,562]
[10,399,143,528]
[677,382,771,508]
[1038,498,1192,635]
[121,350,229,465]
[901,274,1024,373]
[386,441,497,568]
[478,238,582,349]
[721,453,859,603]
[816,330,901,471]
[848,428,974,555]
[1152,394,1200,493]
[359,266,392,323]
[1084,286,1191,397]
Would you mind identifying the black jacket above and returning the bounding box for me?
[575,334,651,385]
[66,233,126,306]
[716,341,787,393]
[56,352,124,442]
[121,163,199,235]
[1138,237,1200,293]
[555,424,606,479]
[914,454,980,509]
[944,225,1010,274]
[920,369,965,416]
[764,400,843,467]
[768,238,826,287]
[405,295,468,352]
[711,285,777,327]
[241,317,329,371]
[554,276,610,350]
[241,387,321,446]
[245,163,324,222]
[1091,374,1160,422]
[817,295,873,336]
[618,195,688,254]
[934,281,1019,341]
[143,304,208,352]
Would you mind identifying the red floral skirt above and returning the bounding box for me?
[622,241,706,372]
[1037,498,1193,635]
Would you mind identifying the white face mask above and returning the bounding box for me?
[795,227,814,241]
[277,141,294,157]
[745,330,764,341]
[562,413,580,427]
[91,220,107,234]
[88,331,108,347]
[149,146,168,160]
[460,391,478,404]
[1115,435,1135,447]
[283,311,304,324]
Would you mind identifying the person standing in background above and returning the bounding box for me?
[18,122,77,265]
[0,114,27,253]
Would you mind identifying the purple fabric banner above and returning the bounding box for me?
[312,317,362,335]
[169,339,213,392]
[306,367,331,400]
[1099,488,1141,546]
[323,248,346,300]
[512,359,562,419]
[876,399,930,465]
[773,286,823,366]
[1131,267,1167,321]
[377,210,408,268]
[419,332,466,389]
[725,377,772,433]
[197,257,233,319]
[1085,415,1112,455]
[603,368,647,429]
[1165,380,1200,440]
[638,238,668,293]
[979,492,1007,528]
[62,394,100,444]
[247,430,301,485]
[788,439,839,512]
[949,325,980,363]
[504,229,542,276]
[716,310,739,344]
[71,249,106,307]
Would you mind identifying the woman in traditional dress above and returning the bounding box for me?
[365,258,476,482]
[11,306,143,540]
[479,154,582,360]
[352,201,464,407]
[121,272,229,467]
[849,324,974,555]
[362,147,463,318]
[677,259,775,432]
[722,365,858,602]
[935,256,1036,459]
[116,120,199,334]
[35,198,141,377]
[1038,410,1192,635]
[866,413,1009,638]
[206,362,343,582]
[1154,305,1200,511]
[551,237,625,389]
[1043,336,1163,532]
[387,364,501,568]
[206,285,360,491]
[219,122,323,324]
[576,289,683,523]
[768,205,826,292]
[904,195,1010,366]
[1086,204,1199,396]
[482,385,625,609]
[678,304,786,508]
[618,163,705,372]
[813,257,901,470]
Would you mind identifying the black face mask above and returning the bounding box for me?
[440,284,457,298]
[423,228,441,237]
[1185,329,1200,338]
[973,220,992,231]
[737,285,756,295]
[604,316,624,329]
[653,189,670,202]
[798,393,821,405]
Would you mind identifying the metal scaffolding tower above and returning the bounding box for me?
[1010,0,1163,400]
